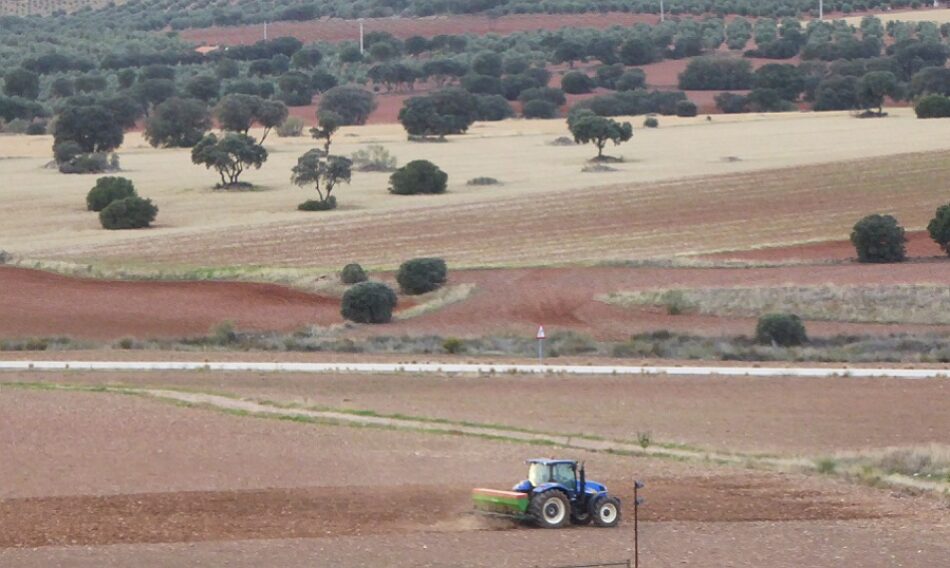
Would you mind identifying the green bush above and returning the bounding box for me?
[86,176,136,212]
[561,71,595,94]
[755,313,808,346]
[926,203,950,256]
[397,257,447,295]
[341,281,398,324]
[99,196,158,230]
[675,100,698,117]
[341,263,368,284]
[850,214,907,263]
[643,116,659,128]
[522,99,558,119]
[443,337,464,354]
[389,160,448,195]
[297,196,338,211]
[914,94,950,118]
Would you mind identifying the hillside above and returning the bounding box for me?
[0,0,117,16]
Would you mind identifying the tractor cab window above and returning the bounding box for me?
[552,463,575,486]
[528,463,552,486]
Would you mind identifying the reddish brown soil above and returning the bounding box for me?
[705,230,944,263]
[14,370,947,454]
[2,259,949,341]
[1,383,946,567]
[0,388,927,552]
[0,266,341,340]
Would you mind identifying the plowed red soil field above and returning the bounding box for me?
[2,259,949,341]
[1,388,947,567]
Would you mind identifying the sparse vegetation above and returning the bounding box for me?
[351,145,397,172]
[603,285,950,326]
[466,177,500,186]
[276,116,305,137]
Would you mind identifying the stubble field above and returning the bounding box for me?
[3,109,950,271]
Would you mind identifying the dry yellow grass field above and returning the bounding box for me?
[2,109,949,271]
[843,7,950,25]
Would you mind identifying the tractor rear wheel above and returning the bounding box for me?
[529,491,570,529]
[591,495,621,528]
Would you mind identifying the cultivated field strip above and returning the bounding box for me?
[1,360,947,378]
[55,150,950,269]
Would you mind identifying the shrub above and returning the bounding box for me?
[58,152,117,174]
[86,176,136,212]
[615,70,647,92]
[475,94,514,121]
[522,99,558,119]
[926,203,950,256]
[25,120,46,135]
[914,94,950,118]
[715,92,748,113]
[561,71,595,94]
[850,214,907,263]
[2,118,29,133]
[643,116,659,128]
[297,196,338,211]
[341,281,397,324]
[675,100,698,117]
[351,144,397,172]
[341,263,368,284]
[443,337,464,354]
[678,56,753,90]
[397,257,448,295]
[318,86,377,125]
[276,116,305,137]
[389,160,448,195]
[755,313,808,346]
[99,196,158,230]
[466,177,499,186]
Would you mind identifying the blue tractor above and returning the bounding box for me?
[472,458,622,529]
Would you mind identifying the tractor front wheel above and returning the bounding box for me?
[591,495,622,528]
[529,491,570,529]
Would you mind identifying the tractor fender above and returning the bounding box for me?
[531,482,573,495]
[512,479,532,492]
[584,481,608,493]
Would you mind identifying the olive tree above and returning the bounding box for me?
[309,110,343,154]
[144,97,211,148]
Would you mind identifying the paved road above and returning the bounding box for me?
[0,360,946,379]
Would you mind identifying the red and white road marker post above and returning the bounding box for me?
[536,325,546,364]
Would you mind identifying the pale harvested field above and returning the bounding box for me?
[2,109,950,270]
[844,7,950,25]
